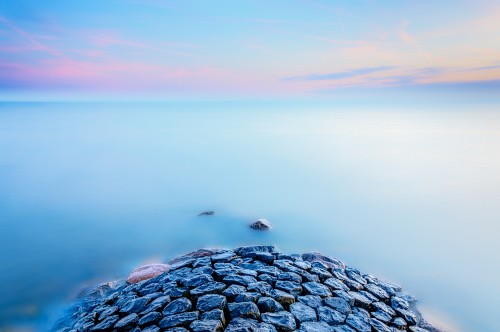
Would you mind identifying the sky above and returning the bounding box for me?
[0,0,500,101]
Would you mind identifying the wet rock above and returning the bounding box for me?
[126,264,170,284]
[91,315,119,331]
[391,317,407,329]
[303,282,332,297]
[190,319,224,332]
[143,326,161,332]
[365,283,390,300]
[225,318,258,332]
[278,272,302,283]
[212,252,237,263]
[234,245,276,257]
[159,311,200,329]
[138,311,162,326]
[228,302,261,320]
[115,313,139,329]
[261,311,297,331]
[371,310,392,324]
[302,253,345,270]
[372,301,396,316]
[270,289,295,306]
[120,297,151,314]
[324,278,349,292]
[253,252,275,264]
[317,306,346,325]
[249,218,272,230]
[324,297,352,315]
[257,266,282,277]
[223,275,258,287]
[257,297,284,313]
[234,292,261,303]
[275,280,303,296]
[162,298,192,316]
[345,312,371,332]
[395,307,417,325]
[298,321,332,332]
[290,302,317,323]
[191,282,227,298]
[222,284,247,299]
[391,296,410,310]
[169,259,196,271]
[297,295,323,308]
[181,274,214,288]
[331,325,356,332]
[201,309,226,325]
[347,291,372,309]
[247,281,273,295]
[370,318,391,332]
[196,294,227,312]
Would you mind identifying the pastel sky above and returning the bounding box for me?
[1,0,500,100]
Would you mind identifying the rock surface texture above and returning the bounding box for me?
[54,246,441,332]
[249,219,272,230]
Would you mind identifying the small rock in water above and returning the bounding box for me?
[250,218,272,230]
[198,211,215,216]
[126,264,170,284]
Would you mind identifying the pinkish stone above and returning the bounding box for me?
[127,263,170,284]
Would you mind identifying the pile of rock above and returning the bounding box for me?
[54,246,439,332]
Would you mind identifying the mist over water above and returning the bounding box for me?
[0,102,499,331]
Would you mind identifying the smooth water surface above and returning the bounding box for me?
[0,102,499,331]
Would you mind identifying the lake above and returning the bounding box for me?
[0,101,499,331]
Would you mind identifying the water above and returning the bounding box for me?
[0,101,499,331]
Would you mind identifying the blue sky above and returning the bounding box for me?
[0,0,499,100]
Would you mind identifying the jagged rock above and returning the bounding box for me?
[261,311,296,331]
[297,295,323,308]
[275,280,302,296]
[303,282,332,297]
[290,302,317,322]
[324,297,352,315]
[92,315,119,331]
[228,302,261,320]
[298,321,332,332]
[234,292,261,303]
[162,298,192,316]
[197,294,227,312]
[115,313,139,329]
[345,312,371,332]
[126,264,170,284]
[257,297,284,313]
[317,306,346,325]
[223,275,258,287]
[222,285,247,299]
[249,219,272,230]
[138,311,161,326]
[191,282,227,298]
[370,318,391,332]
[391,317,407,329]
[181,274,214,288]
[190,319,224,332]
[159,311,200,328]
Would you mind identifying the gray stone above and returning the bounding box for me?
[324,278,349,292]
[324,297,352,315]
[370,318,391,332]
[190,319,224,332]
[270,289,295,306]
[162,298,192,316]
[191,282,227,298]
[345,313,370,332]
[275,280,303,296]
[278,272,302,283]
[222,284,246,299]
[391,317,407,329]
[138,311,161,326]
[317,306,346,325]
[201,309,226,325]
[290,302,317,322]
[298,295,323,308]
[298,321,332,332]
[257,297,284,313]
[261,311,297,331]
[196,294,227,311]
[91,315,119,331]
[234,292,261,303]
[347,291,372,309]
[228,302,261,320]
[365,283,390,300]
[223,275,258,287]
[115,313,139,329]
[120,297,151,314]
[159,311,199,328]
[303,282,332,297]
[181,274,214,288]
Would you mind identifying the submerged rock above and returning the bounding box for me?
[249,218,272,230]
[198,211,215,216]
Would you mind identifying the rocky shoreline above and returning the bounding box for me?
[53,246,441,332]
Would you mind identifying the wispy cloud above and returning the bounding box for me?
[285,66,396,81]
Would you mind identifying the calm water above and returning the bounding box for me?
[0,102,499,331]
